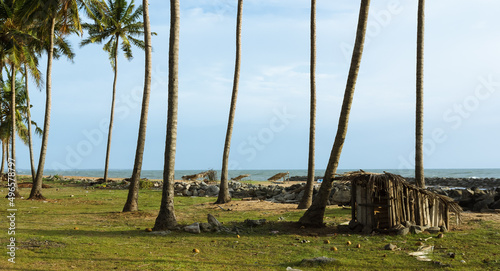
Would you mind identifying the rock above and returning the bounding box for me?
[300,256,337,267]
[207,214,222,228]
[397,227,410,236]
[286,267,302,271]
[199,223,212,232]
[410,225,426,234]
[384,244,397,251]
[284,193,296,201]
[184,222,201,234]
[490,199,500,210]
[206,185,220,196]
[245,219,267,227]
[331,189,351,204]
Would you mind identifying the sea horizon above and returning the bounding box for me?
[16,168,500,181]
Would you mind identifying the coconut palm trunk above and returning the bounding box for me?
[415,0,425,188]
[299,0,371,226]
[104,34,120,183]
[8,64,20,198]
[216,0,243,204]
[24,65,36,182]
[29,17,55,200]
[122,0,153,212]
[1,142,5,174]
[298,0,317,210]
[153,0,179,230]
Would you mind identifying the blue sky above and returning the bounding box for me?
[16,0,500,171]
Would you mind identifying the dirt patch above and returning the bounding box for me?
[203,199,302,212]
[18,239,65,250]
[17,183,52,188]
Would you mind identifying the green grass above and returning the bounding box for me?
[1,181,499,270]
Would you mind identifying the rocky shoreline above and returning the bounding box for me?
[67,175,500,213]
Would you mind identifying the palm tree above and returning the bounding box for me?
[81,0,145,184]
[299,0,371,226]
[298,0,317,210]
[153,0,179,230]
[122,0,152,212]
[215,0,243,204]
[415,0,425,188]
[1,0,41,197]
[21,0,82,200]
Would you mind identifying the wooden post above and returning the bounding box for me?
[351,181,357,221]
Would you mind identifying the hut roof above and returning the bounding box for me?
[340,171,462,220]
[231,174,251,181]
[268,172,289,182]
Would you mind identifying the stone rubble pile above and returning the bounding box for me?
[67,175,500,211]
[172,181,353,206]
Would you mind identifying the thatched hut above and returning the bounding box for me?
[341,171,461,232]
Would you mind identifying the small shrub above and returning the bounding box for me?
[139,179,153,190]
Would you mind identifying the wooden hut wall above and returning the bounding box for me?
[352,175,454,231]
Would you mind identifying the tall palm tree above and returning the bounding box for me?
[153,0,179,229]
[299,0,371,226]
[122,0,152,212]
[215,0,243,204]
[298,0,317,210]
[1,0,41,197]
[21,0,82,200]
[81,0,145,183]
[415,0,425,188]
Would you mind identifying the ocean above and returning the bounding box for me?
[16,168,500,181]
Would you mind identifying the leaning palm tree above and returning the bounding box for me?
[122,0,153,212]
[299,0,371,226]
[215,0,244,204]
[153,0,179,229]
[21,0,82,200]
[415,0,425,188]
[298,0,317,210]
[81,0,145,183]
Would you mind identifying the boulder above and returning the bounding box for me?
[199,223,212,232]
[207,214,222,228]
[184,223,201,234]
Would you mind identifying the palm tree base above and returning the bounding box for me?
[298,205,327,227]
[5,191,21,199]
[122,203,138,212]
[214,197,231,204]
[27,192,45,200]
[153,211,177,231]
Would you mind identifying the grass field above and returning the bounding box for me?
[1,178,499,270]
